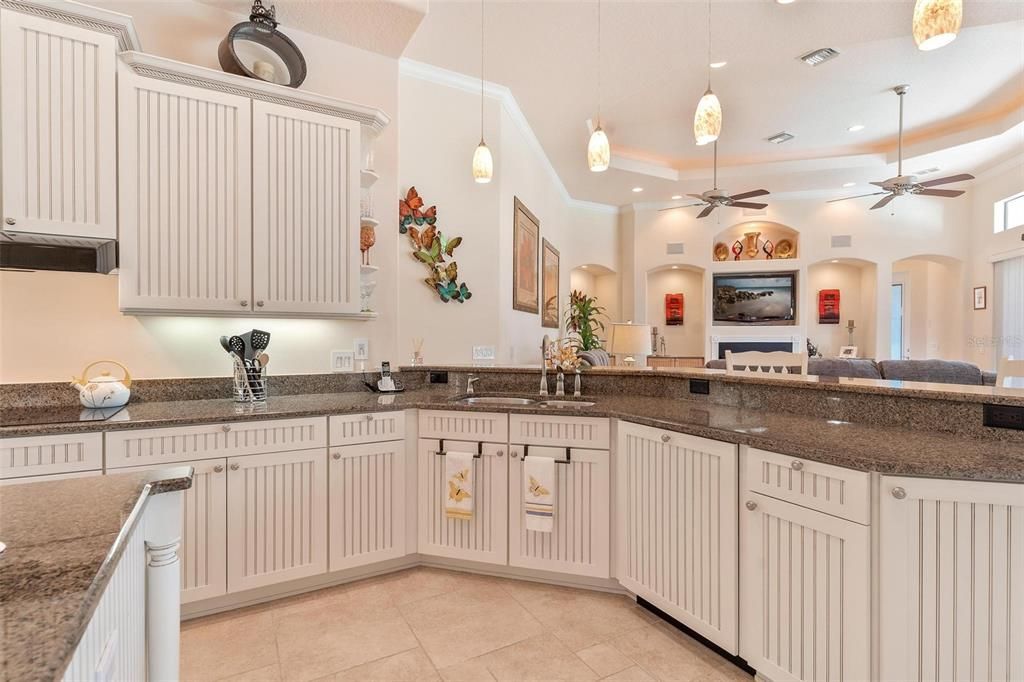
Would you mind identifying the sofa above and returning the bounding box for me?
[703,357,998,386]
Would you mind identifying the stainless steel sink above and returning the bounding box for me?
[538,400,596,408]
[454,396,538,406]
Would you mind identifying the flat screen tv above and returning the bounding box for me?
[712,272,796,325]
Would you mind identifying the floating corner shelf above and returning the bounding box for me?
[360,216,380,228]
[360,169,379,189]
[360,264,380,275]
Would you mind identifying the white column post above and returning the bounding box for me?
[145,490,183,681]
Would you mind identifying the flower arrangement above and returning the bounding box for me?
[544,337,581,372]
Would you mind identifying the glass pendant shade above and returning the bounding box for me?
[912,0,962,51]
[472,140,493,183]
[693,88,722,146]
[588,126,610,172]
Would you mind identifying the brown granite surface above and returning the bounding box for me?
[1,390,1022,483]
[0,466,193,681]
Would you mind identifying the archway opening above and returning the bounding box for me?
[644,264,707,368]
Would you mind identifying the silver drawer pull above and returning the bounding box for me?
[791,460,804,471]
[891,487,907,500]
[229,463,240,471]
[745,500,758,511]
[660,434,671,443]
[213,464,224,473]
[332,452,341,460]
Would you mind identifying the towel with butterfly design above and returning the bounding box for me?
[444,450,475,520]
[523,451,557,533]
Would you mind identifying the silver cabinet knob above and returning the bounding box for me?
[213,464,224,473]
[511,450,519,459]
[229,463,240,471]
[660,434,671,443]
[256,300,265,307]
[4,217,14,226]
[891,487,907,500]
[240,300,248,307]
[791,460,804,471]
[497,450,504,458]
[364,414,374,421]
[332,452,341,460]
[221,425,231,433]
[745,500,758,511]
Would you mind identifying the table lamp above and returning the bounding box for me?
[610,322,652,367]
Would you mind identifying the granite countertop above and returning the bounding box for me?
[0,467,193,681]
[2,390,1023,483]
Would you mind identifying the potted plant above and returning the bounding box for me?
[564,290,607,351]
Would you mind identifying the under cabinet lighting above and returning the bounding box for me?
[847,124,865,132]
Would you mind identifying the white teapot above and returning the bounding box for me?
[71,360,132,408]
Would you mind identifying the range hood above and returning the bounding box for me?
[0,231,117,274]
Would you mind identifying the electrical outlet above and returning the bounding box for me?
[689,379,710,395]
[983,403,1024,430]
[429,371,449,384]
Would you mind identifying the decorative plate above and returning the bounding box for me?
[713,242,730,261]
[775,239,795,259]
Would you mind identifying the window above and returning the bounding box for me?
[994,192,1024,233]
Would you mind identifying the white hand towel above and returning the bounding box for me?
[444,451,474,520]
[524,454,556,533]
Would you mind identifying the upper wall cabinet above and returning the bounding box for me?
[0,8,123,239]
[115,52,388,317]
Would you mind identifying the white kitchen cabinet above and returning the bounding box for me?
[740,491,869,682]
[616,422,739,653]
[879,476,1024,682]
[329,440,406,571]
[508,445,610,578]
[227,449,328,592]
[0,9,117,239]
[417,438,509,565]
[117,65,253,313]
[251,100,361,315]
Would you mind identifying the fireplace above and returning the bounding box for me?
[711,335,800,360]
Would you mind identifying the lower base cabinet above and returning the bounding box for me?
[879,475,1024,682]
[226,449,328,593]
[740,492,869,682]
[616,423,739,653]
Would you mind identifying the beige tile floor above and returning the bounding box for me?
[180,567,754,682]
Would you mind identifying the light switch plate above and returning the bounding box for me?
[472,345,496,361]
[331,350,355,372]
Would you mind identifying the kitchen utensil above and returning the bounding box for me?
[256,353,270,369]
[228,336,246,361]
[70,360,132,408]
[220,336,232,354]
[250,329,271,353]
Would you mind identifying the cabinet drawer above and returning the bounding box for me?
[418,410,508,442]
[329,411,405,447]
[509,414,609,449]
[745,446,870,525]
[0,432,103,479]
[105,417,327,469]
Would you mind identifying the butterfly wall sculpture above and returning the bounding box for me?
[399,187,472,303]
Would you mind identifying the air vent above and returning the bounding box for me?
[913,166,941,176]
[766,131,795,144]
[798,47,840,66]
[831,235,853,248]
[666,242,685,255]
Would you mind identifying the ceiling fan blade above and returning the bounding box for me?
[917,188,965,198]
[696,205,716,219]
[728,189,770,201]
[870,194,897,210]
[918,173,975,187]
[686,194,705,200]
[826,192,887,203]
[730,201,768,210]
[869,181,887,187]
[658,203,706,212]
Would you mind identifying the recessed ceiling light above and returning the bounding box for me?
[671,194,683,200]
[847,124,865,132]
[831,259,839,263]
[710,61,727,69]
[632,187,643,193]
[671,265,679,269]
[842,182,856,187]
[581,265,588,269]
[776,0,796,4]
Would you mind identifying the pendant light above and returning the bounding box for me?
[912,0,962,51]
[587,0,610,172]
[692,0,722,146]
[472,0,493,183]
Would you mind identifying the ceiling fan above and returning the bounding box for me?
[659,141,770,219]
[828,85,974,210]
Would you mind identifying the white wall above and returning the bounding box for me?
[645,268,705,357]
[0,0,401,382]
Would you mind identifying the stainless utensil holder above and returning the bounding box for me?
[233,360,267,403]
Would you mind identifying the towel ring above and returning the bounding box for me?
[521,445,572,464]
[433,440,483,458]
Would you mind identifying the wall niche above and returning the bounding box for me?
[711,221,799,262]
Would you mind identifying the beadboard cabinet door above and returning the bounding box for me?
[251,100,361,315]
[417,438,508,565]
[740,492,869,682]
[226,449,328,592]
[880,476,1024,682]
[616,423,739,653]
[118,66,253,313]
[0,10,117,238]
[329,440,407,571]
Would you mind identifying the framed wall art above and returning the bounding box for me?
[973,286,987,310]
[513,197,540,314]
[665,293,684,325]
[818,289,840,324]
[541,239,560,328]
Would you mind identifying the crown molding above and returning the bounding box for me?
[1,0,142,51]
[400,58,619,216]
[121,51,391,133]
